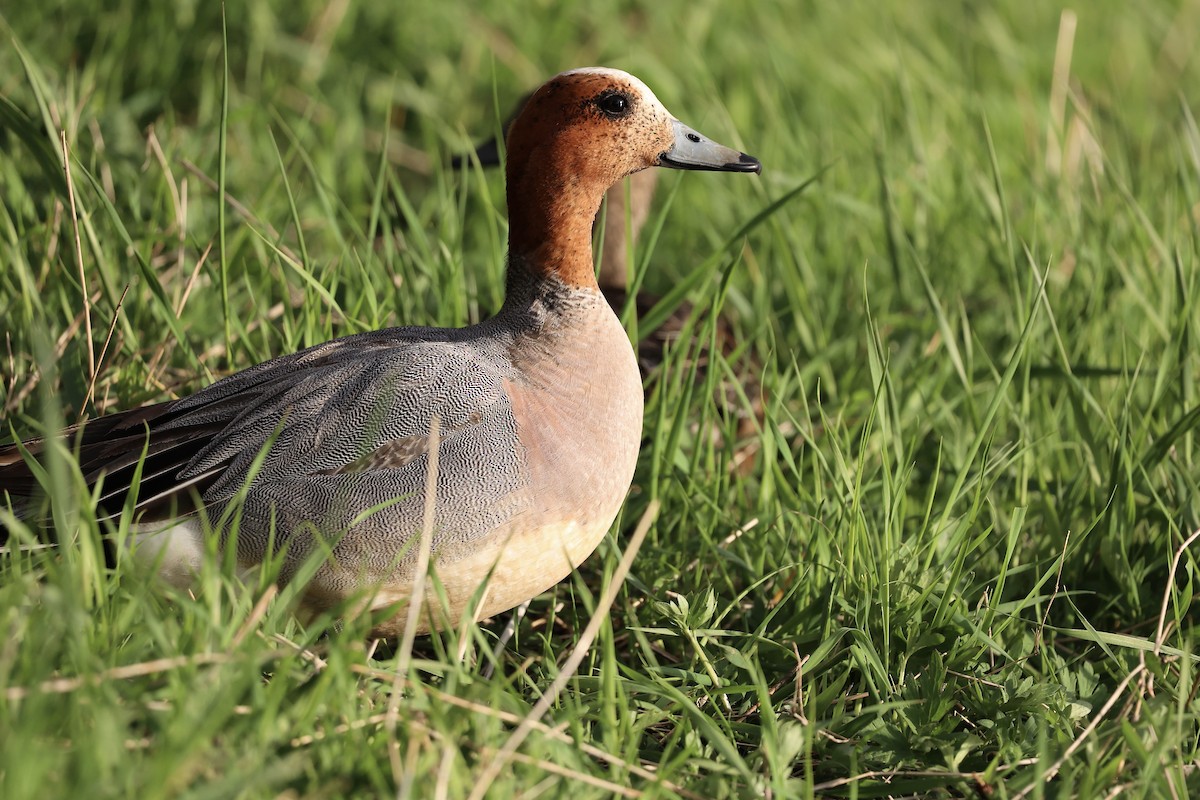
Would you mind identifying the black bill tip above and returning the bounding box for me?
[734,152,763,174]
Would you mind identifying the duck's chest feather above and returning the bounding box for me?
[503,295,643,521]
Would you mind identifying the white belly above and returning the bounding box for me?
[128,520,207,588]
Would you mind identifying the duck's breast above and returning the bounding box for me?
[505,297,643,522]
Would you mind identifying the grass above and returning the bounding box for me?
[1,0,1199,796]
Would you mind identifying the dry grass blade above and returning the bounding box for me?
[395,413,442,672]
[1155,526,1200,656]
[59,130,94,414]
[81,283,128,413]
[1045,9,1077,176]
[7,653,235,700]
[1034,530,1070,656]
[388,414,441,788]
[811,767,1035,793]
[231,584,279,647]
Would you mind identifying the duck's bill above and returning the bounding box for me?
[659,120,762,174]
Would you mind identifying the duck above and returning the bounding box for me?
[0,67,760,635]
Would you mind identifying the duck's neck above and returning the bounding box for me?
[504,156,607,293]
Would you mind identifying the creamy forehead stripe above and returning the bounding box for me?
[558,67,666,109]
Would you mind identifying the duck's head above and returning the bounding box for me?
[506,67,761,192]
[504,67,760,286]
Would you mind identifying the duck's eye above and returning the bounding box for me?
[595,91,632,118]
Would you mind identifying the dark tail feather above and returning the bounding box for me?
[0,399,230,534]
